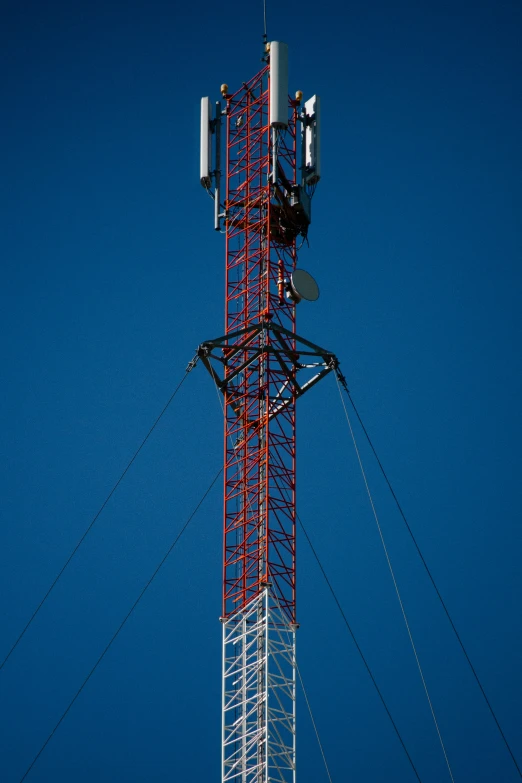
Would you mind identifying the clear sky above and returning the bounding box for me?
[1,0,521,781]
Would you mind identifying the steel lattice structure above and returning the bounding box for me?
[199,42,338,783]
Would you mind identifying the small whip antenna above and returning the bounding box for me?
[262,0,268,49]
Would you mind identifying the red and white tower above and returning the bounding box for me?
[199,40,337,782]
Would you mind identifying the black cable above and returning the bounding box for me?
[19,466,222,782]
[341,383,522,779]
[1,360,198,672]
[297,512,423,783]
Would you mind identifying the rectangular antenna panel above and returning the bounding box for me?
[304,95,321,185]
[270,42,289,128]
[200,97,212,187]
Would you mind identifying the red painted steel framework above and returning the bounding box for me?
[222,65,300,622]
[199,50,337,631]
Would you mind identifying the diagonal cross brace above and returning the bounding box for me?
[198,321,340,422]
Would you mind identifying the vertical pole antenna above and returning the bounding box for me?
[214,100,222,231]
[263,0,268,49]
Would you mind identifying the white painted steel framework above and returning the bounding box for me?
[222,588,297,783]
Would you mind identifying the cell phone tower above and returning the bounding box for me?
[198,40,340,782]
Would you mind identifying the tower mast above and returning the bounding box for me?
[199,40,335,782]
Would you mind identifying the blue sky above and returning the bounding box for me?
[1,0,521,781]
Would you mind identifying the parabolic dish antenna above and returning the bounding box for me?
[289,269,320,302]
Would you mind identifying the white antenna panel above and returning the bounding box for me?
[200,97,212,188]
[270,41,289,128]
[304,95,321,185]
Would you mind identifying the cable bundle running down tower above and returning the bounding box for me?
[199,41,339,782]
